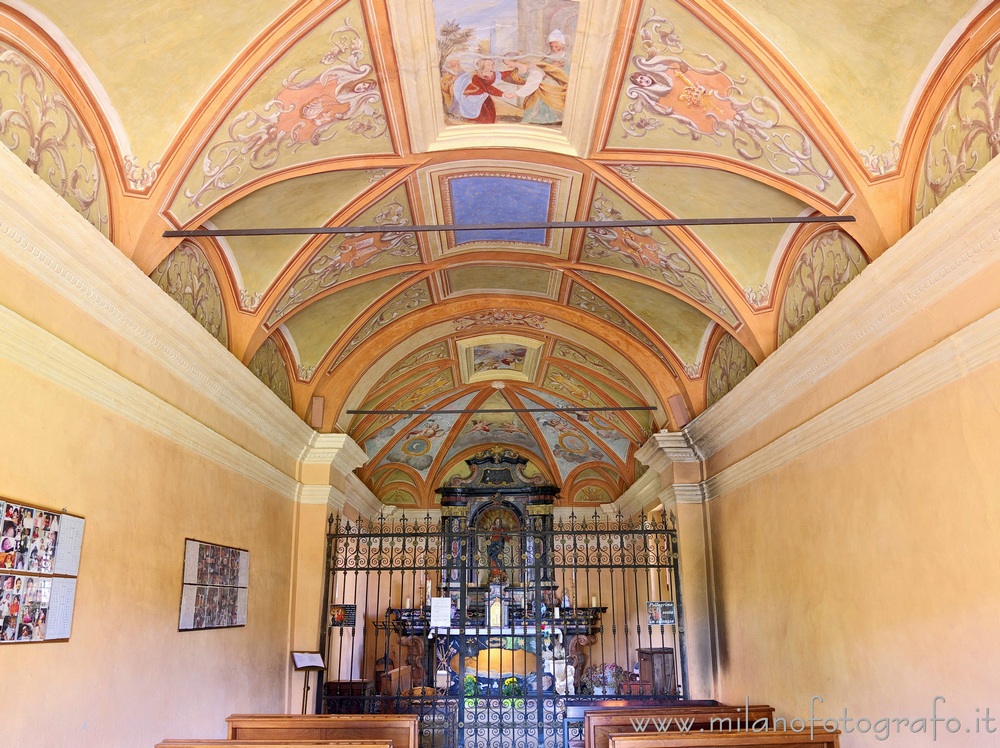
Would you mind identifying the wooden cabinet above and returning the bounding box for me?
[636,647,677,695]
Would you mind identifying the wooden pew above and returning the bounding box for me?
[586,704,776,748]
[158,742,391,748]
[607,729,840,748]
[225,714,419,748]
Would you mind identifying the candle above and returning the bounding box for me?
[405,597,411,608]
[591,595,597,607]
[554,606,560,619]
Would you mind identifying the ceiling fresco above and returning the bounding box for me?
[3,0,999,508]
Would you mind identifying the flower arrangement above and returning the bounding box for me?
[580,663,626,694]
[463,674,480,697]
[501,676,523,698]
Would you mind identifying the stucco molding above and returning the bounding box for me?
[300,432,368,476]
[0,146,314,466]
[298,484,344,509]
[701,305,1000,500]
[686,156,1000,460]
[662,483,708,506]
[0,303,302,502]
[345,473,384,519]
[610,469,662,517]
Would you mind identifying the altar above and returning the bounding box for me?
[386,448,605,698]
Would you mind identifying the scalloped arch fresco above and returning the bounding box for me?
[778,229,868,345]
[150,241,229,347]
[915,40,1000,223]
[0,41,109,235]
[248,337,293,407]
[706,333,756,408]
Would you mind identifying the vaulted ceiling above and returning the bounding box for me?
[2,0,998,507]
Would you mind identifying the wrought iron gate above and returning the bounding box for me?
[319,509,684,748]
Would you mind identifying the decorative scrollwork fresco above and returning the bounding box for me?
[778,229,868,344]
[247,337,293,406]
[181,14,388,213]
[915,41,1000,221]
[378,341,451,386]
[619,6,837,194]
[268,198,419,325]
[150,241,228,346]
[551,342,635,392]
[568,283,673,371]
[332,281,432,367]
[0,43,108,235]
[583,194,738,325]
[454,309,547,331]
[705,333,756,407]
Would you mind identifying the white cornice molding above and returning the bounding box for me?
[301,433,368,476]
[685,156,1000,460]
[345,473,384,519]
[0,147,314,466]
[611,469,662,517]
[298,484,344,509]
[662,483,708,506]
[637,432,704,471]
[1,304,302,502]
[701,305,1000,500]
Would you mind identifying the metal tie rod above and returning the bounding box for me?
[347,405,658,415]
[164,214,854,238]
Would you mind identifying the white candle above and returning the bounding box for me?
[405,597,411,608]
[591,595,597,607]
[554,606,560,619]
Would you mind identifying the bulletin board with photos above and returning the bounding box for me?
[1,496,86,644]
[178,539,250,631]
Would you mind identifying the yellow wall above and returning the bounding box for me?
[0,355,295,746]
[708,361,1000,745]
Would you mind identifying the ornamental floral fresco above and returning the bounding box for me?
[435,0,576,126]
[172,4,391,222]
[14,0,985,511]
[705,333,756,408]
[248,337,293,407]
[267,191,420,326]
[611,1,843,199]
[0,42,108,236]
[778,229,868,345]
[914,41,1000,223]
[150,241,228,346]
[583,190,738,325]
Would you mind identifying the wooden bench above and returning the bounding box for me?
[607,729,840,748]
[586,704,775,748]
[563,699,721,748]
[225,714,419,748]
[158,742,391,748]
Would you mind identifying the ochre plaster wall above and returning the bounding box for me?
[0,355,297,746]
[708,361,1000,747]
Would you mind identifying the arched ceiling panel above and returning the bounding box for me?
[14,0,987,508]
[605,0,846,201]
[281,272,413,370]
[209,168,395,295]
[728,0,984,173]
[169,1,394,223]
[583,184,740,326]
[620,164,811,293]
[579,272,714,372]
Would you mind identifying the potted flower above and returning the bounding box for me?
[581,663,626,696]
